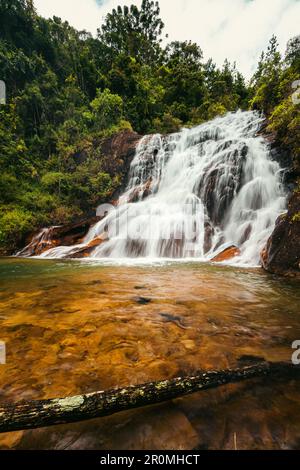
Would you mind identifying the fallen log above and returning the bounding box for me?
[0,361,299,434]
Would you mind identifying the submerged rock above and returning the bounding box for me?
[261,192,300,277]
[211,245,241,262]
[133,297,152,305]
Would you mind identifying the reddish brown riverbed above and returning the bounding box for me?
[0,257,299,449]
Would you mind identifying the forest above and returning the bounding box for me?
[0,0,299,253]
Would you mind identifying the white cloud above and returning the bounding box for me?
[34,0,300,79]
[34,0,104,34]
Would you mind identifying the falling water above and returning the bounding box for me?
[38,110,286,265]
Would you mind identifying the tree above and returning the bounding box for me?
[161,41,206,122]
[285,35,300,67]
[90,88,124,130]
[250,35,282,113]
[164,41,203,69]
[2,0,297,254]
[97,1,165,64]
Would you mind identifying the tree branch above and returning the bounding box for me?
[0,361,299,434]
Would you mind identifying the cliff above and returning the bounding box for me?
[261,191,300,277]
[15,129,141,257]
[260,126,300,277]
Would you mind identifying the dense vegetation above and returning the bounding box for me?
[0,0,299,253]
[249,35,300,175]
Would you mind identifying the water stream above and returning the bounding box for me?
[0,258,299,450]
[3,111,298,450]
[38,111,286,265]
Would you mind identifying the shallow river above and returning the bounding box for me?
[0,258,299,450]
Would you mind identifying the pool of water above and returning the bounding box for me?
[0,257,299,450]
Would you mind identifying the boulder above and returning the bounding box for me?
[17,216,101,257]
[211,245,241,262]
[68,233,108,258]
[127,179,152,203]
[261,191,300,277]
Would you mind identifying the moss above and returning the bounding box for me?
[155,380,169,390]
[55,396,85,412]
[292,212,300,223]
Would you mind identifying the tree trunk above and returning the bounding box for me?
[0,361,298,434]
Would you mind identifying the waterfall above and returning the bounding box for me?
[38,110,286,266]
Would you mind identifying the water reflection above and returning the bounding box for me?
[0,258,299,449]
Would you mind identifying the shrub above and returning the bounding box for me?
[0,207,34,250]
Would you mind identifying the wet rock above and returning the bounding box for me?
[160,313,182,322]
[211,245,241,262]
[103,403,199,450]
[133,297,152,305]
[204,221,214,253]
[99,129,142,200]
[125,239,147,257]
[17,216,101,257]
[16,130,142,257]
[239,224,252,245]
[237,355,266,366]
[101,130,142,168]
[181,339,196,350]
[261,191,300,277]
[128,179,152,203]
[160,313,188,330]
[68,233,108,259]
[0,431,24,450]
[196,147,245,226]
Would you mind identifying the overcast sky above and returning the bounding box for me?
[34,0,300,79]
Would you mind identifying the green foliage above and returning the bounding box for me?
[250,36,284,113]
[250,34,300,173]
[152,113,182,134]
[205,102,227,120]
[267,98,300,164]
[0,1,298,252]
[0,207,33,249]
[90,88,124,130]
[98,0,165,65]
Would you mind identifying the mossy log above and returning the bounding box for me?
[0,361,299,434]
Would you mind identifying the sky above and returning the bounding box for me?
[34,0,300,79]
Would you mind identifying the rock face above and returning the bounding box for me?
[261,191,300,277]
[260,124,299,193]
[127,179,152,203]
[258,125,300,277]
[16,130,142,256]
[67,233,109,259]
[17,216,102,257]
[99,129,142,199]
[211,245,241,262]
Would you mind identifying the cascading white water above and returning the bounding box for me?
[39,110,286,265]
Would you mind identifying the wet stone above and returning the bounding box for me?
[133,297,152,305]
